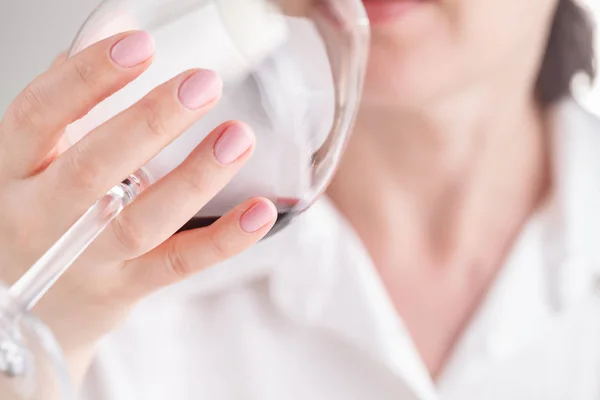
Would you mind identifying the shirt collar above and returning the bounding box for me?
[439,98,600,393]
[269,199,438,400]
[543,98,600,310]
[547,98,600,263]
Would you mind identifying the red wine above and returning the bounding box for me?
[177,212,297,238]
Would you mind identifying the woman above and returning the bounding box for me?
[0,0,598,398]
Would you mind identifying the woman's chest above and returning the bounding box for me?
[375,254,503,379]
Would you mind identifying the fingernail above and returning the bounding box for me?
[240,200,277,233]
[213,123,254,164]
[110,31,155,68]
[178,69,223,110]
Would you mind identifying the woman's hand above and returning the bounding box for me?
[0,31,276,383]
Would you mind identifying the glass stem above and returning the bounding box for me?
[8,171,151,314]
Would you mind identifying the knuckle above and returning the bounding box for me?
[134,97,171,139]
[1,192,42,255]
[165,239,192,279]
[6,215,35,253]
[173,171,211,197]
[110,214,146,255]
[11,85,48,130]
[207,229,233,261]
[65,144,101,194]
[71,57,100,90]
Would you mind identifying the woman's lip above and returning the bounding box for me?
[362,0,426,24]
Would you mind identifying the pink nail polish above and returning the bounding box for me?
[240,201,277,233]
[178,69,223,110]
[110,31,155,68]
[213,123,254,165]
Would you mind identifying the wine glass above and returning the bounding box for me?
[0,284,72,399]
[0,1,369,397]
[65,0,370,235]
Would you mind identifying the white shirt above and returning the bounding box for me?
[81,98,600,400]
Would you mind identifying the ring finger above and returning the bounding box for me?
[91,120,256,261]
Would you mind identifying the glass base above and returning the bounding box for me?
[0,285,72,399]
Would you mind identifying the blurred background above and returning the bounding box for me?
[0,0,598,115]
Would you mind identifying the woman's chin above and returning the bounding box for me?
[362,67,445,111]
[362,31,458,110]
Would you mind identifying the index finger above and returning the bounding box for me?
[0,31,155,178]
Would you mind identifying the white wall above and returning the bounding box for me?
[0,0,99,113]
[0,0,598,115]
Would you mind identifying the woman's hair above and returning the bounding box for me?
[536,0,596,105]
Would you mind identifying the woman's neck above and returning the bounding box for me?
[327,89,550,272]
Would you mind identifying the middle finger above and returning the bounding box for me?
[91,120,255,261]
[40,68,222,215]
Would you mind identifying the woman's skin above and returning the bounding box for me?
[0,0,563,391]
[328,0,556,376]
